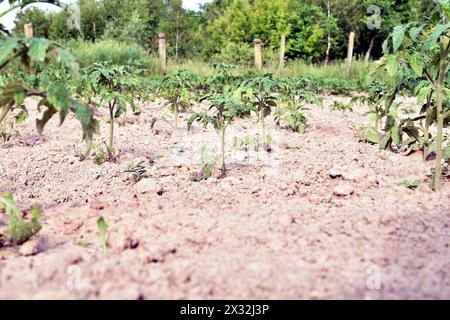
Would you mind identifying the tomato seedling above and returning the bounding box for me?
[240,72,278,139]
[84,62,140,158]
[158,69,194,130]
[188,87,253,172]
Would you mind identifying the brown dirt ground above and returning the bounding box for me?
[0,95,449,300]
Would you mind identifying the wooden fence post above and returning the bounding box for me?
[254,39,262,73]
[279,34,286,69]
[24,23,33,38]
[345,31,355,80]
[158,33,167,74]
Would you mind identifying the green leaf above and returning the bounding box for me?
[36,99,57,134]
[424,23,450,50]
[410,54,423,76]
[29,38,49,63]
[379,134,391,150]
[54,48,79,75]
[367,127,380,144]
[392,26,406,53]
[391,125,400,146]
[443,142,450,161]
[15,109,29,124]
[13,90,25,106]
[386,55,398,77]
[382,38,389,55]
[398,179,421,190]
[0,38,19,65]
[409,25,424,42]
[71,100,99,143]
[46,84,70,124]
[417,85,432,102]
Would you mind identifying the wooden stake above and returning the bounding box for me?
[24,23,33,38]
[254,39,262,73]
[345,31,355,80]
[158,33,167,74]
[279,34,286,69]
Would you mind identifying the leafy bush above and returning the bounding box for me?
[66,39,158,71]
[212,42,254,67]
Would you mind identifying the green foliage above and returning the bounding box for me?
[191,147,219,182]
[0,118,20,144]
[376,1,449,190]
[0,192,42,245]
[329,101,353,114]
[213,42,254,67]
[188,86,253,172]
[275,105,308,133]
[241,72,278,137]
[124,160,148,183]
[67,39,157,70]
[275,77,318,133]
[232,134,272,152]
[0,36,99,145]
[398,179,421,189]
[159,69,195,129]
[83,62,140,156]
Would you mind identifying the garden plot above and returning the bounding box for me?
[0,96,449,299]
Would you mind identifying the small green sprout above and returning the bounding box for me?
[97,216,108,253]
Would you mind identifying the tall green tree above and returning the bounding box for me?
[12,7,52,38]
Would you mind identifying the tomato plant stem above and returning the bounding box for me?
[423,94,432,161]
[220,123,226,172]
[108,104,114,156]
[434,41,448,191]
[174,106,178,129]
[0,105,9,124]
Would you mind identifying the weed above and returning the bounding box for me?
[124,160,148,183]
[398,179,421,190]
[0,193,42,246]
[330,101,353,115]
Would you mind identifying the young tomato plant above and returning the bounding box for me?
[379,1,449,190]
[274,105,308,133]
[158,69,193,130]
[188,87,253,173]
[84,62,139,158]
[0,38,98,145]
[275,78,318,133]
[240,72,278,140]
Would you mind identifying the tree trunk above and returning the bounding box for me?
[175,12,179,60]
[93,22,96,42]
[364,35,376,64]
[279,34,286,69]
[324,1,331,66]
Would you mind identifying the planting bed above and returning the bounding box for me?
[0,96,449,299]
